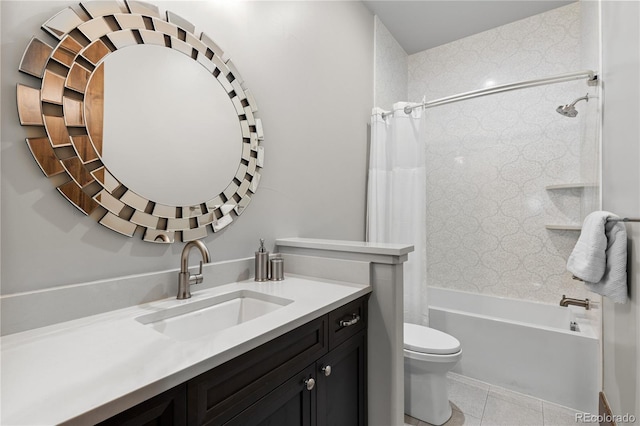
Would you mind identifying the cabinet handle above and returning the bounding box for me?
[304,377,315,391]
[339,314,360,327]
[321,365,332,377]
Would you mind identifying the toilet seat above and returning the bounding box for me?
[404,347,462,363]
[404,323,461,355]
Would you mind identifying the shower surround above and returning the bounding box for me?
[406,3,598,304]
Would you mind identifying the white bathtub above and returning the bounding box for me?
[427,287,599,412]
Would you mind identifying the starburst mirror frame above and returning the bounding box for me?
[16,0,264,243]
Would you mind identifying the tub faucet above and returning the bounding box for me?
[559,295,590,310]
[177,240,211,299]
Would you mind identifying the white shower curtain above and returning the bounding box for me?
[367,102,429,326]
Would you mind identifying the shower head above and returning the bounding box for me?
[556,94,589,117]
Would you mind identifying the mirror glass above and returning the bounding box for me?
[86,44,242,207]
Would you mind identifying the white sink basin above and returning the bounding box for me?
[136,290,293,340]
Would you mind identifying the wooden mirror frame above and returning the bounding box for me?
[16,0,264,243]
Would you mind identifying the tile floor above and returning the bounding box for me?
[404,373,581,426]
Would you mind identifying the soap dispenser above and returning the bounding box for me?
[255,239,269,282]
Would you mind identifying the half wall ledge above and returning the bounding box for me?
[275,237,413,264]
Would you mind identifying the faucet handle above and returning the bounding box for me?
[192,261,204,285]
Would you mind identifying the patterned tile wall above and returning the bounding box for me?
[407,3,598,303]
[374,16,408,111]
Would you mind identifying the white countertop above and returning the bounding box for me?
[1,275,370,425]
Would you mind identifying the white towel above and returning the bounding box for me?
[567,211,628,303]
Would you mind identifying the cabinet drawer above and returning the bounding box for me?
[188,315,328,425]
[328,295,368,350]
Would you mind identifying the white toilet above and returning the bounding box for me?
[404,323,462,426]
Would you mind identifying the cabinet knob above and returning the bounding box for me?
[321,365,332,376]
[304,377,315,391]
[339,314,360,327]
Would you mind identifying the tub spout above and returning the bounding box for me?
[560,295,590,310]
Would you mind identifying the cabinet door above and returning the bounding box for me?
[97,383,187,426]
[316,330,367,426]
[225,364,316,426]
[188,316,327,425]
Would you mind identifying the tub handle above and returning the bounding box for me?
[339,314,360,327]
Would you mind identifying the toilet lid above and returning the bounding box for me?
[404,323,461,355]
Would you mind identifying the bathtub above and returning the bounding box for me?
[427,287,599,413]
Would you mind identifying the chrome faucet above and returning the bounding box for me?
[559,295,590,310]
[177,240,211,300]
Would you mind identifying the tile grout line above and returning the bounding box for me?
[480,383,490,424]
[448,374,581,425]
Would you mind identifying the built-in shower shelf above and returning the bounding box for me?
[545,183,597,190]
[545,183,596,231]
[545,224,582,231]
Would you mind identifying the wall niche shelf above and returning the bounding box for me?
[544,183,597,231]
[545,224,582,231]
[545,183,597,190]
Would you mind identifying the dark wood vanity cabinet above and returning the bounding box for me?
[97,383,188,426]
[224,329,367,426]
[100,295,368,426]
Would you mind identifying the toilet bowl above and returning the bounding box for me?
[404,323,462,426]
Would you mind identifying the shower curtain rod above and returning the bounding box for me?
[382,70,598,118]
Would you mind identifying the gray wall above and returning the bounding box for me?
[1,1,374,295]
[601,0,640,418]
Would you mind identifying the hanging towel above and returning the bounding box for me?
[567,211,628,303]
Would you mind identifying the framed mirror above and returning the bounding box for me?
[16,0,264,243]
